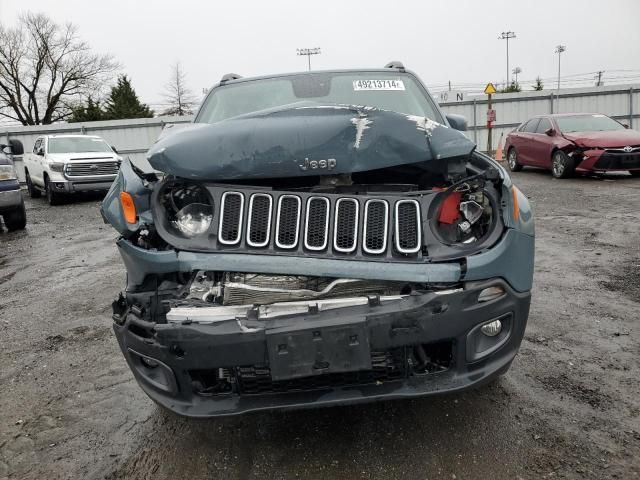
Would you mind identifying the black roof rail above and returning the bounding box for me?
[384,61,405,71]
[220,73,243,84]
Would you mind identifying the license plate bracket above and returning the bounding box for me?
[266,319,371,381]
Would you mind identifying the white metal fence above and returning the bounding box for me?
[3,83,638,182]
[438,83,640,153]
[1,116,191,182]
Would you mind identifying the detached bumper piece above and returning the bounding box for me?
[114,278,530,417]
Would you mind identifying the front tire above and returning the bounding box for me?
[45,176,63,206]
[25,171,41,198]
[4,199,27,231]
[551,150,575,179]
[507,147,523,172]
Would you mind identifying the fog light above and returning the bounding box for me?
[140,356,159,369]
[478,286,505,303]
[480,319,503,337]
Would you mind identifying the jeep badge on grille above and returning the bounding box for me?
[298,158,337,171]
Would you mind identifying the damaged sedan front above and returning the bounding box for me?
[101,65,534,416]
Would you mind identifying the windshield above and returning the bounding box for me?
[196,72,442,124]
[556,114,625,133]
[48,137,113,154]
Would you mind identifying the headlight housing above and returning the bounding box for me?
[49,162,65,173]
[0,164,18,181]
[432,177,496,246]
[162,182,214,238]
[173,203,213,237]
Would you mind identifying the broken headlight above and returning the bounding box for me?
[174,203,213,237]
[162,182,213,238]
[433,179,496,245]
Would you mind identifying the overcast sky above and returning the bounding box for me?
[2,0,639,110]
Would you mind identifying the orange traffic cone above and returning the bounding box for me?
[494,132,504,161]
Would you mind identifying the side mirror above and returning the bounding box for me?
[37,148,45,156]
[8,139,24,156]
[545,128,556,136]
[111,146,119,154]
[446,114,468,131]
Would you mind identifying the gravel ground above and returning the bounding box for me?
[0,170,639,480]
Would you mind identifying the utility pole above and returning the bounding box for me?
[498,31,516,87]
[512,67,522,86]
[595,70,604,87]
[555,45,566,90]
[296,47,321,71]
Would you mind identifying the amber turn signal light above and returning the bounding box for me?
[511,186,520,222]
[120,192,137,224]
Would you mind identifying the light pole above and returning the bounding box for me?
[555,45,566,90]
[296,47,321,71]
[512,67,522,86]
[498,31,516,89]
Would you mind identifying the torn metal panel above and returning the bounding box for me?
[147,105,475,180]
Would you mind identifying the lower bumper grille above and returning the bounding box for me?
[189,342,453,397]
[594,151,640,170]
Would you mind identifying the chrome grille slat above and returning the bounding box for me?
[65,161,119,177]
[363,199,389,255]
[219,192,244,245]
[304,197,330,250]
[333,198,359,253]
[215,190,422,256]
[394,200,421,254]
[275,195,301,249]
[246,194,272,247]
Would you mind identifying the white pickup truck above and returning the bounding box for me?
[23,134,122,205]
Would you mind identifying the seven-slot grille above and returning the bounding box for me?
[64,161,119,177]
[217,191,422,256]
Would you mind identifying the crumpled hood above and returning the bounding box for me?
[563,129,640,148]
[147,105,475,180]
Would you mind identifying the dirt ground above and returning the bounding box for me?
[1,169,639,480]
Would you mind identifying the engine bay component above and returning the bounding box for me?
[186,272,411,306]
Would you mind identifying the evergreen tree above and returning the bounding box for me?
[68,97,105,122]
[104,75,154,120]
[501,81,521,93]
[533,76,544,91]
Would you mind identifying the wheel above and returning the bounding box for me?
[551,150,575,179]
[44,176,63,205]
[3,199,27,231]
[507,147,523,172]
[25,170,41,198]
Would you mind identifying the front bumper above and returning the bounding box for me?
[114,278,531,417]
[48,176,117,193]
[0,182,23,212]
[575,149,640,172]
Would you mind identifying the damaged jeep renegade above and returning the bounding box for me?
[101,63,534,417]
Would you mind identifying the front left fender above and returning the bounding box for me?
[101,158,154,235]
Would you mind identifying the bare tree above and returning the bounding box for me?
[162,62,196,116]
[0,12,118,125]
